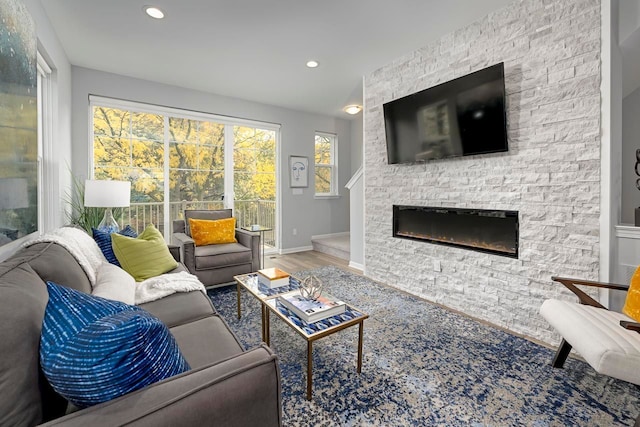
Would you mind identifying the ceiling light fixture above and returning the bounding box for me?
[306,60,319,68]
[143,6,165,19]
[343,105,362,115]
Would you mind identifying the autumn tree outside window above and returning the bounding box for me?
[314,132,338,197]
[89,96,279,247]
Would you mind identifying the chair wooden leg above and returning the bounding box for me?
[551,339,572,368]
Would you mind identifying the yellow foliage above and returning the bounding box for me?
[92,106,276,204]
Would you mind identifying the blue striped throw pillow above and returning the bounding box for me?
[92,225,138,266]
[40,281,190,408]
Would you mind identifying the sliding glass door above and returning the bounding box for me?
[91,99,278,250]
[168,117,226,219]
[232,126,276,248]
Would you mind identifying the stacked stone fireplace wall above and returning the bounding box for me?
[364,0,601,344]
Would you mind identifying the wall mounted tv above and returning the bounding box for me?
[383,62,507,165]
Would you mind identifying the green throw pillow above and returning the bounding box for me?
[111,224,178,282]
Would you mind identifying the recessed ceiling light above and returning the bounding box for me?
[306,60,319,68]
[343,105,362,115]
[144,6,165,19]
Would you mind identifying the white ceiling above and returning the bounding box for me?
[40,0,513,118]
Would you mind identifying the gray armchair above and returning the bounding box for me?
[172,209,260,287]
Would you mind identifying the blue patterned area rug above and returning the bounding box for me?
[208,266,640,426]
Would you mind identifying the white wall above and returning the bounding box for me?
[0,0,72,261]
[71,67,351,251]
[619,0,640,44]
[622,87,640,224]
[600,0,623,313]
[364,0,602,344]
[348,172,364,270]
[347,113,364,268]
[350,114,363,174]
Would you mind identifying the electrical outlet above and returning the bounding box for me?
[292,228,297,236]
[433,260,441,272]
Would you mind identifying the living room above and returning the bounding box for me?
[2,0,640,425]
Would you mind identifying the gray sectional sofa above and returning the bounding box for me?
[0,241,281,426]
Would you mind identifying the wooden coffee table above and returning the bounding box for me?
[234,273,368,400]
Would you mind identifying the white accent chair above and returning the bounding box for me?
[540,276,640,386]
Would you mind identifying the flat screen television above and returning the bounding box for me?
[383,62,507,164]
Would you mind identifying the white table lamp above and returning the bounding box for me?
[84,180,131,233]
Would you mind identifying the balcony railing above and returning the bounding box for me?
[119,199,276,247]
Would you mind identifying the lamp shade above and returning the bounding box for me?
[84,180,131,208]
[0,178,29,210]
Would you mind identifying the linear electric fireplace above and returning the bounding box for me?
[393,205,519,258]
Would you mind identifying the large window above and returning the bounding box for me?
[90,97,279,248]
[169,118,225,204]
[93,108,166,214]
[314,132,338,196]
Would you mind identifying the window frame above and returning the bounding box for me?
[37,52,54,232]
[314,132,339,198]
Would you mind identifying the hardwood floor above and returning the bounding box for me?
[263,250,361,275]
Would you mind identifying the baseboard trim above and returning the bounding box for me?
[348,261,364,271]
[311,231,350,240]
[279,245,314,255]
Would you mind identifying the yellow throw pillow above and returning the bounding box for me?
[111,224,178,282]
[188,217,238,246]
[623,266,640,322]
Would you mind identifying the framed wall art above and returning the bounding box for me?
[289,155,308,188]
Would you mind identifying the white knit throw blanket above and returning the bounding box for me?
[25,227,206,304]
[135,271,205,305]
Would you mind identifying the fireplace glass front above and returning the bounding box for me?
[393,205,519,258]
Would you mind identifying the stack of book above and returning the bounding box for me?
[278,290,346,323]
[257,268,290,288]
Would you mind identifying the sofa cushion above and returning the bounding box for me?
[40,281,190,408]
[170,316,244,369]
[0,262,49,427]
[194,242,252,270]
[26,227,108,287]
[184,209,232,237]
[92,262,136,305]
[139,290,216,328]
[540,299,640,385]
[25,242,93,294]
[112,224,178,281]
[92,225,138,267]
[189,217,238,246]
